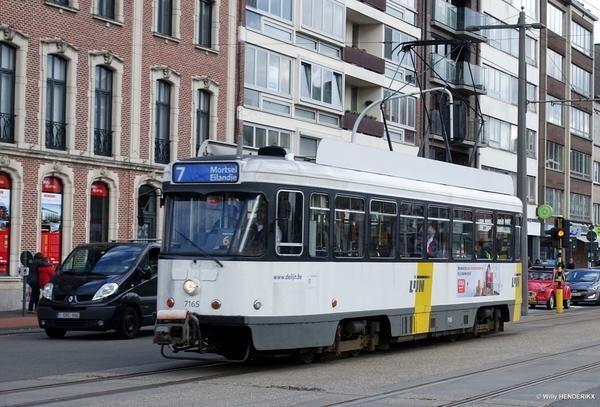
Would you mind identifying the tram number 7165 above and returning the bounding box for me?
[184,301,200,307]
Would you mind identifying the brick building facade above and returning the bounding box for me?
[0,0,235,310]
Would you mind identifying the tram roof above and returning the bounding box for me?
[174,139,516,198]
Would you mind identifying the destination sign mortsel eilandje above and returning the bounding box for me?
[173,163,239,183]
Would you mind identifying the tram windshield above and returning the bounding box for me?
[164,192,269,256]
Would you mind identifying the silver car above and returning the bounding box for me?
[565,269,600,305]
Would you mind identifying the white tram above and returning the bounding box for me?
[154,139,523,362]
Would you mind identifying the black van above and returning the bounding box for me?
[37,240,160,339]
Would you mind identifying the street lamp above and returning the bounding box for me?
[466,8,545,316]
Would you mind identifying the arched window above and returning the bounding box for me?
[0,43,15,143]
[0,173,11,275]
[138,185,158,239]
[41,177,63,264]
[94,66,113,156]
[90,182,109,242]
[196,89,210,153]
[155,80,171,163]
[46,55,67,150]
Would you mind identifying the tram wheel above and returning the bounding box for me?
[448,334,459,342]
[349,349,361,357]
[296,352,319,364]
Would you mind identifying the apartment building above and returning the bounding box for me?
[537,0,596,265]
[0,0,234,309]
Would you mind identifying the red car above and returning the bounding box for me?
[528,266,572,309]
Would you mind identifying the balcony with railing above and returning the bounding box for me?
[341,111,384,138]
[45,121,67,150]
[430,54,486,94]
[343,46,385,74]
[94,128,113,156]
[431,0,488,40]
[0,113,14,143]
[155,138,170,164]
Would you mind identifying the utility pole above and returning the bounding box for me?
[466,8,545,317]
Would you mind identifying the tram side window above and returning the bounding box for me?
[309,193,330,258]
[427,206,449,259]
[475,211,494,260]
[496,213,513,260]
[334,196,365,258]
[369,200,397,258]
[399,202,424,259]
[452,209,473,260]
[276,190,303,255]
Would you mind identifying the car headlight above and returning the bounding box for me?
[92,283,119,301]
[589,283,600,291]
[183,278,200,295]
[540,286,545,292]
[42,283,53,300]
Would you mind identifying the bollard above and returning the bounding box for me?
[18,266,29,317]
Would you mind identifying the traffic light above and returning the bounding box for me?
[548,227,559,248]
[552,218,571,248]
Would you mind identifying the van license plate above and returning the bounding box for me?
[57,312,80,318]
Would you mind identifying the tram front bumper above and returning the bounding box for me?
[154,309,196,346]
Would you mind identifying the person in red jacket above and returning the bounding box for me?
[38,256,55,289]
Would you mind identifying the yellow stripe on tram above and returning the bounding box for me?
[513,262,522,322]
[413,262,434,334]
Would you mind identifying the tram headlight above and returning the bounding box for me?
[183,278,200,295]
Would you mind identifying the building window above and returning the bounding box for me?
[571,21,592,57]
[247,0,292,21]
[0,43,15,144]
[594,204,600,225]
[245,46,291,96]
[301,0,344,42]
[483,116,519,153]
[384,27,416,79]
[0,173,11,275]
[94,66,113,156]
[528,176,535,204]
[46,55,67,150]
[546,188,563,217]
[41,177,63,264]
[547,3,563,36]
[526,129,536,158]
[90,182,109,242]
[546,49,563,81]
[570,64,591,97]
[383,90,416,129]
[196,90,210,154]
[546,142,563,171]
[198,0,212,47]
[138,185,158,240]
[157,0,173,36]
[97,0,115,19]
[570,193,590,222]
[49,0,69,5]
[155,80,171,164]
[570,150,591,180]
[570,107,590,138]
[546,95,562,126]
[486,14,537,64]
[300,61,342,108]
[594,162,600,183]
[299,135,318,158]
[243,123,291,149]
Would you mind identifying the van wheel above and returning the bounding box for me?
[116,307,140,339]
[45,328,67,339]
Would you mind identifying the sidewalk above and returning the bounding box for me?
[0,309,40,330]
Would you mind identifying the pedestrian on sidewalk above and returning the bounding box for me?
[27,253,52,314]
[38,256,55,290]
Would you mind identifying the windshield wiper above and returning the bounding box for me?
[174,228,223,267]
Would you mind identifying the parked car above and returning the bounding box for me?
[564,269,600,305]
[528,265,572,309]
[37,240,160,339]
